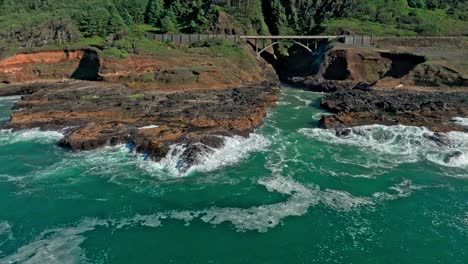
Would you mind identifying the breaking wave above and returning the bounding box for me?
[452,117,468,127]
[299,125,468,170]
[0,128,64,146]
[142,134,270,177]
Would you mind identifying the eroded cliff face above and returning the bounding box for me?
[0,50,87,83]
[0,44,280,173]
[0,45,277,91]
[287,46,467,91]
[294,45,468,132]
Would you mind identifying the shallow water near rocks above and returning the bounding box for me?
[0,86,467,263]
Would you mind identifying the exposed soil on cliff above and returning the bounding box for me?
[271,38,468,133]
[0,50,86,83]
[0,43,280,173]
[0,45,276,92]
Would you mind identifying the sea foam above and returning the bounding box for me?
[299,125,468,170]
[142,133,270,177]
[452,117,468,127]
[0,175,427,264]
[0,128,63,146]
[0,221,13,248]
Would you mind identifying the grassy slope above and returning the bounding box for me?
[322,6,467,36]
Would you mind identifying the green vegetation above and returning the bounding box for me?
[128,93,145,99]
[324,0,468,36]
[0,1,466,58]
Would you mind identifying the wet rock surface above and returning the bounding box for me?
[319,89,468,132]
[1,80,279,170]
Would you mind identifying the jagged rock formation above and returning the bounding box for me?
[1,80,279,173]
[319,89,468,132]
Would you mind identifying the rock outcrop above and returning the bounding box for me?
[1,80,279,172]
[319,89,468,132]
[288,46,467,92]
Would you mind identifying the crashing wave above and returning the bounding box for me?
[142,133,270,177]
[299,125,468,169]
[0,128,64,146]
[452,117,468,127]
[312,112,332,120]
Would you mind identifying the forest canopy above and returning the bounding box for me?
[0,0,466,48]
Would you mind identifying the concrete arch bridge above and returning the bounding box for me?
[240,36,343,56]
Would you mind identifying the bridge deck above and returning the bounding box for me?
[240,35,342,39]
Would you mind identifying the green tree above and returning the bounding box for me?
[161,14,176,33]
[264,0,287,35]
[145,0,164,26]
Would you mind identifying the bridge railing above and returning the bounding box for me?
[146,33,374,48]
[344,35,372,47]
[145,33,241,45]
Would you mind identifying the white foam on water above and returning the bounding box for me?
[312,112,332,120]
[0,213,170,264]
[0,218,107,264]
[0,177,428,263]
[320,189,374,211]
[192,176,373,232]
[452,117,468,127]
[0,221,13,248]
[372,180,426,201]
[143,133,270,177]
[258,176,310,195]
[300,125,468,170]
[292,95,312,107]
[198,197,312,233]
[425,131,468,170]
[276,101,291,106]
[111,213,165,229]
[138,125,159,130]
[0,128,63,146]
[0,95,21,103]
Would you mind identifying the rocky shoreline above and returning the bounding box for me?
[279,42,468,133]
[1,39,467,173]
[318,88,468,132]
[1,80,279,173]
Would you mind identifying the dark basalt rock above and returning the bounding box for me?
[423,133,453,148]
[1,80,280,169]
[335,128,352,137]
[353,82,374,92]
[319,89,468,132]
[445,151,464,164]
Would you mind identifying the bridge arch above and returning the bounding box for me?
[257,40,314,56]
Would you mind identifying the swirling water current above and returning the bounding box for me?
[0,86,467,263]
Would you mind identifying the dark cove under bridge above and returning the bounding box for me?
[146,33,372,56]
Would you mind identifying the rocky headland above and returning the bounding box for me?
[280,37,468,133]
[1,37,467,172]
[0,44,279,173]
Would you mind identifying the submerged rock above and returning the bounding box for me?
[423,133,453,148]
[335,128,352,137]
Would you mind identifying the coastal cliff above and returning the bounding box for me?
[281,37,468,132]
[0,43,279,174]
[1,36,467,173]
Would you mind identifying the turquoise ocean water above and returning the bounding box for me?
[0,86,467,263]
